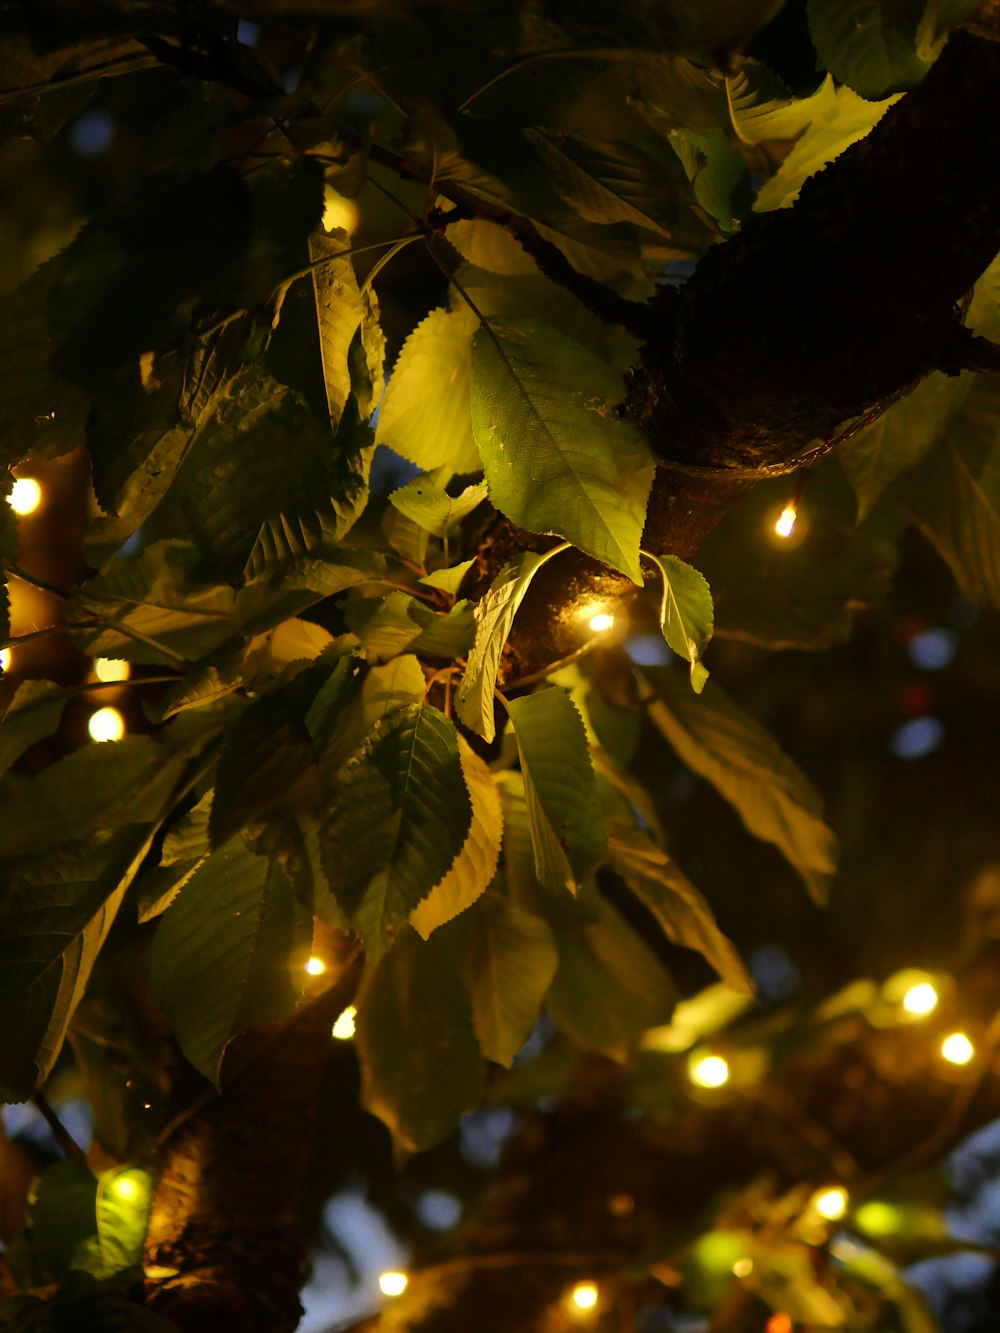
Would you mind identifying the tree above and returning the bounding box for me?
[3,0,1000,1328]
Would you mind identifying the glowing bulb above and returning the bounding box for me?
[569,1282,599,1313]
[689,1053,730,1089]
[774,504,797,538]
[902,982,938,1016]
[732,1257,754,1277]
[0,647,10,672]
[6,477,42,515]
[88,706,125,743]
[379,1271,408,1297]
[332,1006,357,1040]
[766,1315,793,1333]
[812,1186,848,1221]
[305,956,326,976]
[588,612,615,633]
[94,657,131,683]
[941,1032,975,1065]
[111,1175,140,1202]
[323,187,360,235]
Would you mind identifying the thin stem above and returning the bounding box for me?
[360,235,422,294]
[4,564,70,599]
[33,1092,86,1161]
[457,47,648,113]
[1,623,98,653]
[3,674,181,721]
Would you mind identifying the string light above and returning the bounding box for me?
[6,477,42,515]
[689,1053,730,1089]
[774,503,797,538]
[732,1257,754,1277]
[94,657,131,683]
[0,647,10,672]
[332,1006,357,1040]
[111,1175,141,1202]
[305,957,326,976]
[88,707,125,742]
[568,1282,599,1313]
[812,1186,848,1221]
[901,981,938,1016]
[323,187,360,235]
[378,1271,408,1297]
[941,1032,975,1065]
[766,1315,793,1333]
[588,612,615,633]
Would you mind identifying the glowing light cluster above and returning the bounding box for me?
[379,1271,408,1297]
[689,1053,730,1089]
[88,707,125,743]
[305,956,326,976]
[332,1005,357,1040]
[941,1031,974,1065]
[6,477,42,515]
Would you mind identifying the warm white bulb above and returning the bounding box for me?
[305,956,326,976]
[812,1186,848,1221]
[588,612,615,633]
[0,647,10,672]
[111,1175,140,1202]
[569,1282,599,1312]
[379,1271,408,1297]
[88,706,125,743]
[7,477,42,515]
[689,1053,729,1089]
[774,505,797,538]
[941,1032,974,1065]
[902,982,938,1016]
[332,1005,357,1040]
[94,657,131,683]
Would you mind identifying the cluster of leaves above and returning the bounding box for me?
[0,0,997,1328]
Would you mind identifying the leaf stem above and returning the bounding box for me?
[4,564,70,599]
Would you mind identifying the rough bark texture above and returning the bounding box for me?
[500,30,1000,680]
[142,963,360,1332]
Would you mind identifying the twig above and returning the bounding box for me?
[33,1092,86,1161]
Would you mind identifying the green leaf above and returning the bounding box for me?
[310,227,367,431]
[455,549,556,743]
[0,824,155,1101]
[1,487,15,643]
[506,686,607,893]
[755,81,898,212]
[607,825,752,993]
[158,366,373,583]
[286,554,385,597]
[355,923,486,1154]
[0,735,191,861]
[807,0,930,99]
[0,679,68,776]
[907,376,1000,608]
[375,308,481,472]
[444,217,539,275]
[388,478,488,536]
[411,735,503,938]
[149,839,309,1083]
[321,702,473,959]
[320,654,425,774]
[209,694,316,847]
[419,558,476,596]
[470,318,654,583]
[546,886,678,1060]
[839,372,971,519]
[463,889,558,1067]
[642,668,839,904]
[725,59,816,144]
[915,0,982,57]
[668,129,751,233]
[527,133,676,237]
[29,1159,100,1281]
[95,1167,154,1276]
[646,552,714,691]
[345,591,475,661]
